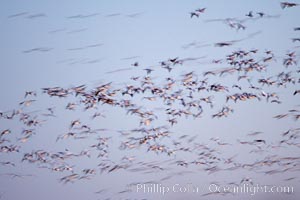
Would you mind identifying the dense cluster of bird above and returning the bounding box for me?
[1,1,300,199]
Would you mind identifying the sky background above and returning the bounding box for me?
[0,0,300,200]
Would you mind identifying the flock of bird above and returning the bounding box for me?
[1,1,300,200]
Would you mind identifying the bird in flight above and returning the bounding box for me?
[280,2,299,9]
[190,7,206,18]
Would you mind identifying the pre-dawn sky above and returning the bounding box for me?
[0,1,300,200]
